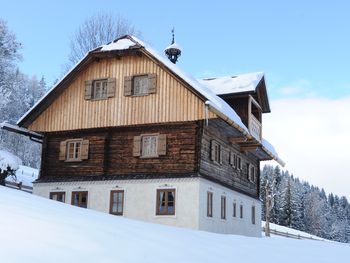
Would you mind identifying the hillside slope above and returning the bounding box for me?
[0,186,348,263]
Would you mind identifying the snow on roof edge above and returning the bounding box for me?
[17,52,91,126]
[127,36,249,133]
[262,138,285,167]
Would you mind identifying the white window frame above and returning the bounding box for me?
[141,134,159,158]
[133,75,149,96]
[66,139,83,161]
[92,79,108,99]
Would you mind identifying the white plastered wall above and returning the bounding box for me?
[198,178,262,237]
[33,177,200,229]
[33,177,261,236]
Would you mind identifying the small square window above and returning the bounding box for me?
[66,140,82,161]
[92,79,108,99]
[133,75,149,96]
[141,135,158,157]
[156,189,175,215]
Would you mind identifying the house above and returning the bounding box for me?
[13,35,283,237]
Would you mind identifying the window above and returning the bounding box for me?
[211,140,222,164]
[71,191,88,208]
[221,196,226,219]
[84,78,115,100]
[133,134,167,157]
[50,192,65,202]
[67,140,82,161]
[251,206,256,224]
[124,74,157,96]
[240,204,243,218]
[207,192,213,217]
[233,202,237,217]
[249,165,256,182]
[230,152,238,168]
[59,139,89,162]
[142,135,158,157]
[237,156,242,170]
[92,79,108,99]
[110,190,124,216]
[156,189,175,215]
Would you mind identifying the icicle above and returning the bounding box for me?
[205,102,209,126]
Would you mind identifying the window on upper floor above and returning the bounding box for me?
[230,152,238,169]
[248,164,256,183]
[133,134,167,158]
[84,78,116,100]
[59,139,89,162]
[237,156,242,170]
[50,192,65,203]
[210,140,222,164]
[156,189,175,215]
[124,74,157,96]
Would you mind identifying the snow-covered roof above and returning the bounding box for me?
[262,138,285,167]
[199,72,264,95]
[17,35,282,164]
[165,42,182,52]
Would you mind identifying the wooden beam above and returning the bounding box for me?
[228,136,247,143]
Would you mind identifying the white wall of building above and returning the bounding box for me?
[33,177,261,237]
[33,177,200,229]
[198,178,262,237]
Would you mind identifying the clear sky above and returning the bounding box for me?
[1,0,350,197]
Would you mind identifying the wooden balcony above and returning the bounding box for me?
[249,114,262,142]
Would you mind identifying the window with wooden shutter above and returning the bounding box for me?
[84,80,93,100]
[157,134,166,156]
[141,135,158,157]
[124,76,133,96]
[59,141,67,160]
[148,73,157,94]
[133,136,141,157]
[107,78,116,98]
[124,74,157,96]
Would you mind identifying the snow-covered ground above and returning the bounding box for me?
[262,221,325,240]
[0,186,348,263]
[7,165,39,186]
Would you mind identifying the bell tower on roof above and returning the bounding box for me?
[164,28,182,64]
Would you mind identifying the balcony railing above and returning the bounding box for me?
[249,114,262,142]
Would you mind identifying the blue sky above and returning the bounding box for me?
[2,0,350,99]
[2,0,350,197]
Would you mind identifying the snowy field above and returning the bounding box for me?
[0,186,348,263]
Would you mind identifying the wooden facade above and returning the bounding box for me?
[28,54,216,132]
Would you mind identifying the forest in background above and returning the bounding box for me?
[261,165,350,243]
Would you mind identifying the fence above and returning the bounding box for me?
[262,226,323,241]
[5,181,33,193]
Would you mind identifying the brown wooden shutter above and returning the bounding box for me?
[124,76,133,96]
[59,141,67,161]
[81,140,89,160]
[148,73,157,94]
[133,136,141,157]
[107,78,116,98]
[158,134,167,155]
[210,140,215,161]
[85,80,93,100]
